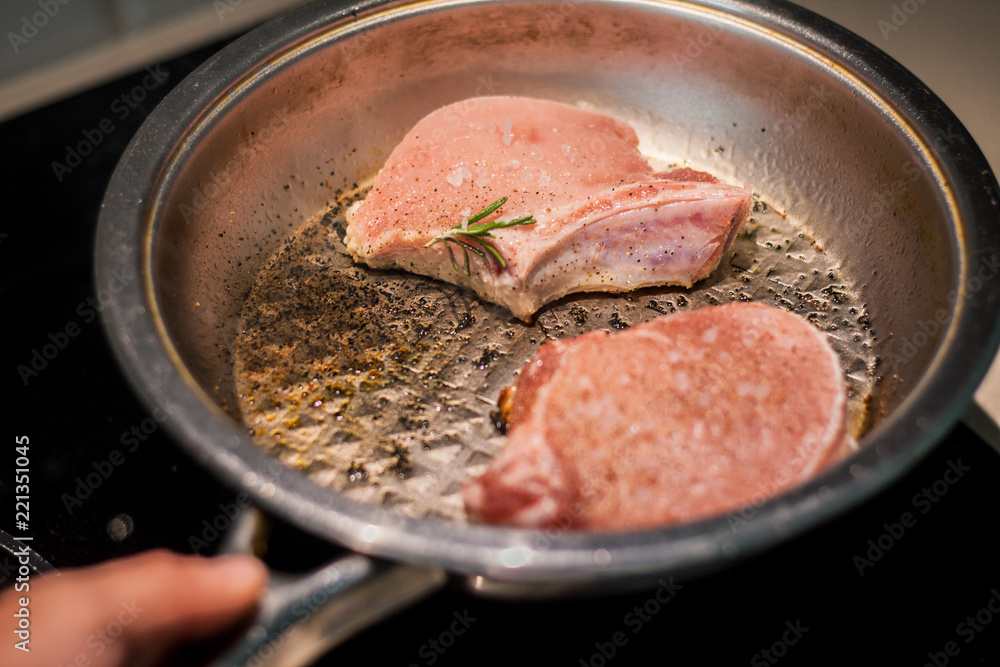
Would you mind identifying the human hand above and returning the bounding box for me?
[0,549,267,667]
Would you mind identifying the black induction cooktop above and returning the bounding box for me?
[3,33,1000,667]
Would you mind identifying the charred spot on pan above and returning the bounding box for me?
[389,347,412,363]
[358,373,386,393]
[491,410,510,435]
[450,311,476,334]
[384,443,414,478]
[410,321,433,340]
[793,291,830,312]
[569,305,589,325]
[346,461,369,484]
[822,286,847,304]
[609,312,629,329]
[645,299,673,315]
[399,412,430,430]
[473,347,501,370]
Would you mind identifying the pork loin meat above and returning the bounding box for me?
[462,303,852,530]
[345,96,751,320]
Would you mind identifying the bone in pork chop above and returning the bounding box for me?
[344,96,751,320]
[462,303,852,530]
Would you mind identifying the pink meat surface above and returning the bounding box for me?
[462,303,851,530]
[345,96,751,320]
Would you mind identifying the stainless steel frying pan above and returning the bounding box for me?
[94,0,1000,664]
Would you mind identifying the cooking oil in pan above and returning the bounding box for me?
[232,191,878,521]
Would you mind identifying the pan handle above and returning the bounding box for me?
[206,506,447,667]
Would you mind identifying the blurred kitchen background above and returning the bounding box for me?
[0,0,313,121]
[2,0,997,171]
[2,0,995,153]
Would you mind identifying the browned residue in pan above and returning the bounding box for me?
[232,190,879,521]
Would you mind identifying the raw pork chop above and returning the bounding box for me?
[462,303,851,530]
[344,96,751,320]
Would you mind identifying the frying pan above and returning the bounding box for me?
[94,0,1000,664]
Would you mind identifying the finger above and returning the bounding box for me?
[0,549,268,667]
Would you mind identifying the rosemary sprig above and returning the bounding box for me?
[424,196,536,275]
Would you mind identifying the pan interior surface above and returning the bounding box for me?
[101,0,1000,584]
[231,184,878,523]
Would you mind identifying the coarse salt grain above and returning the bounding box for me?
[500,115,514,146]
[446,166,472,187]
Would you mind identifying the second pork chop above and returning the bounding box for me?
[462,302,852,530]
[344,96,751,320]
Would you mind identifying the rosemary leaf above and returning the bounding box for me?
[424,196,536,275]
